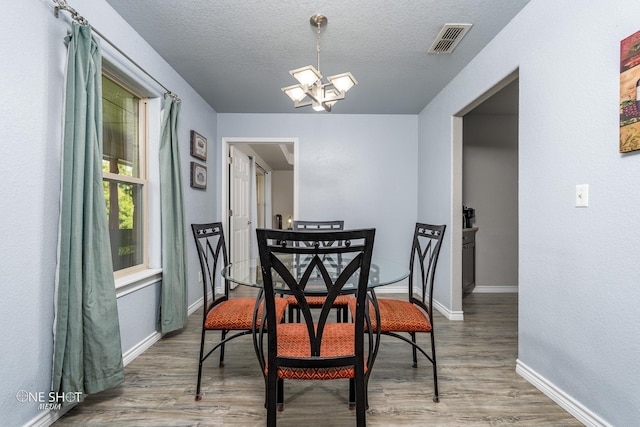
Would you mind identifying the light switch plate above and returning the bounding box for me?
[575,184,589,207]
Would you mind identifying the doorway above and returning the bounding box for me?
[221,138,298,265]
[452,71,519,318]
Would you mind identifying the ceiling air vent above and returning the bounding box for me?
[428,23,472,54]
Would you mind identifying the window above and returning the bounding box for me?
[102,73,148,275]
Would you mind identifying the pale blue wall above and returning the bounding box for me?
[218,114,419,274]
[418,0,640,424]
[4,0,637,425]
[0,2,217,425]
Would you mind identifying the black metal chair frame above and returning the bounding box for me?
[255,228,378,427]
[378,223,446,402]
[289,220,348,322]
[192,222,253,401]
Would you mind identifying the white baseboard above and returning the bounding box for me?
[374,289,465,321]
[188,295,205,316]
[28,296,207,427]
[516,359,611,427]
[371,284,405,294]
[25,404,73,427]
[122,331,162,366]
[433,298,464,321]
[473,285,518,293]
[28,330,164,427]
[122,295,203,366]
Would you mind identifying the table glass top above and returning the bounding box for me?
[222,255,409,293]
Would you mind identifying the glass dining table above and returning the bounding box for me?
[222,255,409,293]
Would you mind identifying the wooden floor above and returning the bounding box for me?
[54,292,581,426]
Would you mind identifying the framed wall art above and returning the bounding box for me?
[190,162,207,190]
[190,130,207,160]
[620,30,640,153]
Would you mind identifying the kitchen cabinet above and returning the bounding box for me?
[462,227,478,296]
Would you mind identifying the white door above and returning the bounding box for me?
[229,146,251,266]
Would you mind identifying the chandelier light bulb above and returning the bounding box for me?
[327,73,358,93]
[281,84,307,102]
[290,65,322,86]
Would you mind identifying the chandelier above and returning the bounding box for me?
[281,15,357,112]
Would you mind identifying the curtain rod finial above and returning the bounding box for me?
[53,0,89,26]
[165,91,182,104]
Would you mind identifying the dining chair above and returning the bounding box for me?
[191,222,287,401]
[287,220,350,322]
[255,228,377,427]
[348,222,446,402]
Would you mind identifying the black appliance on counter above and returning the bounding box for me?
[463,205,475,229]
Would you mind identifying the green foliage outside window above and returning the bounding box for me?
[102,74,144,270]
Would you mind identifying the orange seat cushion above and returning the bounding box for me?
[204,297,287,330]
[348,298,432,333]
[269,323,366,380]
[285,294,351,307]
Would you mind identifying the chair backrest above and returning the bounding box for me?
[408,223,446,320]
[292,220,345,231]
[191,222,230,313]
[256,228,375,359]
[293,220,344,247]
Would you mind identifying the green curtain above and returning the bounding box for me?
[158,96,188,333]
[52,23,124,403]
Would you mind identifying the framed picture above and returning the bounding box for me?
[190,162,207,190]
[620,30,640,153]
[190,130,207,160]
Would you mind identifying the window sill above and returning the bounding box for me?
[115,268,163,298]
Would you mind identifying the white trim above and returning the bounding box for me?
[120,294,203,364]
[372,284,405,294]
[373,290,465,320]
[115,268,163,298]
[451,116,464,314]
[24,405,73,427]
[516,360,612,427]
[120,295,206,366]
[101,41,165,98]
[434,298,464,321]
[473,285,518,293]
[122,331,162,366]
[27,294,177,427]
[188,295,205,316]
[220,137,299,258]
[102,40,164,276]
[451,70,520,319]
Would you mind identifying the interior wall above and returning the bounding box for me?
[218,113,419,287]
[418,0,640,424]
[271,170,294,228]
[463,115,518,289]
[1,2,218,425]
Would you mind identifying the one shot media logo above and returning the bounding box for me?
[16,390,82,410]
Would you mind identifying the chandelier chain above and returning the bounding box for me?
[316,20,321,76]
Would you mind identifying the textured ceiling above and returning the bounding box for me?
[104,0,529,114]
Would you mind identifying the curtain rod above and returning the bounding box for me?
[52,0,181,103]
